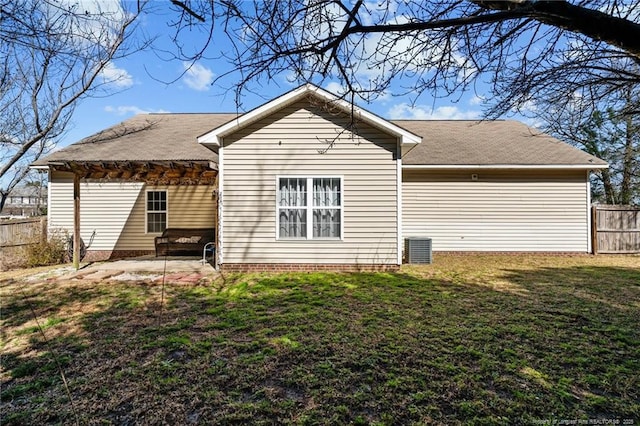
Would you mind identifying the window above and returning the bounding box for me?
[146,190,167,233]
[277,177,342,239]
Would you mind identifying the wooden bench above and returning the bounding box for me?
[154,228,215,257]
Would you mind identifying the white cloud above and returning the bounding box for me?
[324,82,345,95]
[373,90,391,102]
[388,103,480,120]
[324,81,391,104]
[100,62,133,88]
[516,99,538,114]
[469,95,485,106]
[69,0,126,18]
[104,106,170,116]
[351,14,474,86]
[283,71,299,86]
[53,0,129,47]
[362,1,399,25]
[182,63,214,91]
[519,116,543,129]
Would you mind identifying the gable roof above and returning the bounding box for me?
[397,120,607,168]
[7,185,46,198]
[197,84,422,147]
[32,113,236,166]
[33,94,606,170]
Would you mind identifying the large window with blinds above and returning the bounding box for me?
[277,176,342,240]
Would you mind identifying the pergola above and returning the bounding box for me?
[47,160,218,269]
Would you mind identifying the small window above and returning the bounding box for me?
[146,190,167,233]
[277,177,342,240]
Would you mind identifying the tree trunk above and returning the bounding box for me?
[475,0,640,59]
[599,169,617,204]
[0,192,7,213]
[620,111,635,204]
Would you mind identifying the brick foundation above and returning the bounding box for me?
[430,251,590,256]
[221,263,400,273]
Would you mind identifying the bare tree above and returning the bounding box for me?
[543,88,639,204]
[162,0,640,202]
[3,1,638,209]
[0,0,143,211]
[163,1,640,114]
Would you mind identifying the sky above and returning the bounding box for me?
[61,1,493,150]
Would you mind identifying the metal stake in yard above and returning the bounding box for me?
[73,173,80,270]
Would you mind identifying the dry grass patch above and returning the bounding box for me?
[1,254,639,425]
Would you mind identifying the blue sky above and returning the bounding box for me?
[62,2,494,150]
[60,1,523,152]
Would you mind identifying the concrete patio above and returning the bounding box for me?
[25,255,218,284]
[79,255,215,274]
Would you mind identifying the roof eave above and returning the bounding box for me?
[402,164,609,170]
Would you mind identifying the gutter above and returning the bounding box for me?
[402,164,609,170]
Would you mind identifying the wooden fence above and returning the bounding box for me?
[591,205,640,254]
[0,217,47,248]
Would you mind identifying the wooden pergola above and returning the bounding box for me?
[48,160,218,269]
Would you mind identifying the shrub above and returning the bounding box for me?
[0,246,28,271]
[25,233,67,267]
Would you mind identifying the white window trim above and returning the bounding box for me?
[275,175,344,241]
[145,189,168,234]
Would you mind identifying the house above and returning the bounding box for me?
[32,84,607,270]
[1,185,48,218]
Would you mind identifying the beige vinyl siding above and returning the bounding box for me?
[402,170,589,252]
[222,101,398,264]
[49,171,215,251]
[116,184,216,250]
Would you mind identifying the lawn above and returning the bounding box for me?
[1,255,639,425]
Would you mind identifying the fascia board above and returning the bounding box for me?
[402,164,609,170]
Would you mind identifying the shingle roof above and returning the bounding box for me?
[34,114,606,168]
[394,119,606,167]
[33,113,237,165]
[8,186,44,197]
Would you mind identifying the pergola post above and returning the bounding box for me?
[73,172,81,270]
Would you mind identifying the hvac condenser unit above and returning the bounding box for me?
[405,237,433,264]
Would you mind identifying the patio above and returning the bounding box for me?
[25,255,218,285]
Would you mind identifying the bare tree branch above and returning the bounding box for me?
[0,0,143,211]
[474,0,640,59]
[170,0,206,22]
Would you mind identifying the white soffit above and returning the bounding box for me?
[197,84,422,146]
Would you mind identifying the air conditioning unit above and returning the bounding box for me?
[405,237,433,264]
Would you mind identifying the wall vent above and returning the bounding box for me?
[405,237,433,264]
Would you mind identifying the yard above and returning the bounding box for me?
[1,255,638,425]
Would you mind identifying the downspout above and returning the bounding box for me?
[216,145,224,270]
[397,137,403,266]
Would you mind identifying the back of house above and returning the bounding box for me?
[33,84,607,270]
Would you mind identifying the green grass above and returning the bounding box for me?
[1,254,639,425]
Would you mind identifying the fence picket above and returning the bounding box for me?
[0,217,47,248]
[592,205,640,254]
